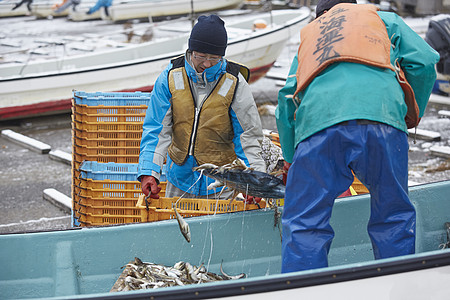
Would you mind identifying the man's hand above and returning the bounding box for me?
[141,175,161,199]
[282,161,291,185]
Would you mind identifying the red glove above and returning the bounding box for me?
[282,161,291,185]
[141,176,161,199]
[244,195,262,204]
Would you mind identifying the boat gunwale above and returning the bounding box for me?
[58,249,450,300]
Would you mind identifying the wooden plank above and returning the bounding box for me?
[265,71,287,81]
[429,94,450,106]
[49,150,72,165]
[430,146,450,159]
[438,110,450,118]
[1,129,51,154]
[275,80,287,87]
[407,128,441,141]
[43,189,71,213]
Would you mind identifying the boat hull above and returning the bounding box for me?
[0,180,449,299]
[0,9,311,120]
[30,0,70,18]
[105,0,244,21]
[0,0,30,17]
[68,8,101,21]
[0,61,274,120]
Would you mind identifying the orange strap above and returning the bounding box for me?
[295,3,394,96]
[393,59,420,128]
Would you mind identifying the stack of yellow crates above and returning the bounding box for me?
[71,91,151,226]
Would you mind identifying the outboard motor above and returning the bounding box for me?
[425,15,450,95]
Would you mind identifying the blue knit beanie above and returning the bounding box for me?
[188,15,227,56]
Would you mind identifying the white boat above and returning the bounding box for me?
[103,0,244,22]
[30,0,75,18]
[0,8,312,120]
[68,9,101,21]
[67,0,101,21]
[0,0,31,17]
[69,0,244,22]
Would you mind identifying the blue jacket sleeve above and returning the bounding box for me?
[137,64,173,181]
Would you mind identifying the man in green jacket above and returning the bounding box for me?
[276,0,439,272]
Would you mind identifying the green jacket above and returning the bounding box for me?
[276,11,439,163]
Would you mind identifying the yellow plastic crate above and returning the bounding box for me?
[76,196,265,227]
[72,159,83,174]
[77,213,144,226]
[75,205,142,219]
[73,111,146,123]
[73,181,166,200]
[72,104,148,115]
[73,201,143,224]
[72,178,167,225]
[73,177,142,190]
[71,178,143,222]
[73,143,140,156]
[73,119,143,132]
[73,127,143,140]
[136,195,266,223]
[73,135,141,148]
[351,176,369,194]
[73,197,138,211]
[73,151,139,164]
[72,191,141,212]
[74,186,143,200]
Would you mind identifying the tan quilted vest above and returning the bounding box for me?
[167,64,239,166]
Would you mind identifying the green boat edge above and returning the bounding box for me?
[1,180,449,299]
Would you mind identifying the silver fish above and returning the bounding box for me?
[174,261,186,270]
[185,262,199,282]
[220,260,246,280]
[173,205,191,243]
[112,258,248,292]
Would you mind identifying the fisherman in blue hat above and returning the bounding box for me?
[276,0,440,272]
[138,15,265,203]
